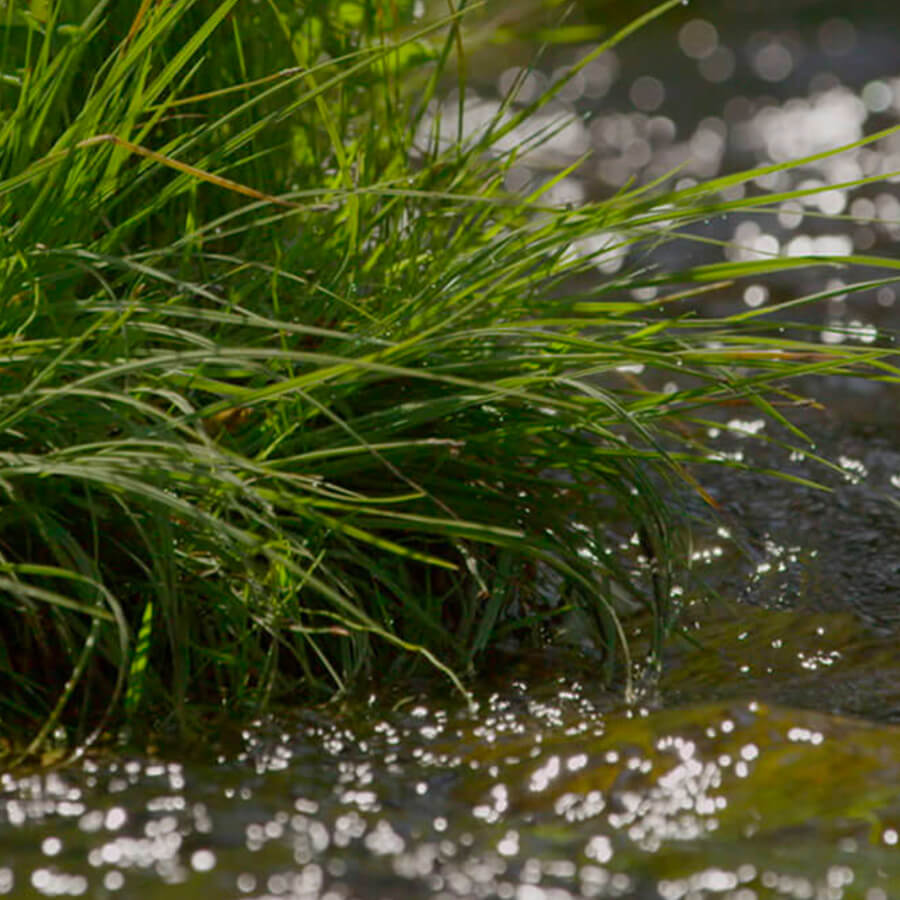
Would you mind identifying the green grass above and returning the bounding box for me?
[0,0,897,761]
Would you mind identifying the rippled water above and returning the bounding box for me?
[3,4,900,898]
[2,649,899,899]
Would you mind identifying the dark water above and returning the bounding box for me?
[2,4,899,899]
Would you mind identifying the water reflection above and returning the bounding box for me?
[424,4,900,348]
[2,677,899,898]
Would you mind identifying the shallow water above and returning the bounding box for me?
[3,3,900,898]
[2,638,899,899]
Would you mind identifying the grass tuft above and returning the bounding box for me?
[0,0,897,760]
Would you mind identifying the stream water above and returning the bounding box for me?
[2,3,899,898]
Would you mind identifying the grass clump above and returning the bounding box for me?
[0,0,897,759]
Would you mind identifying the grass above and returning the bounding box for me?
[0,0,897,762]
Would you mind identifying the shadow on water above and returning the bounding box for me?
[2,3,899,898]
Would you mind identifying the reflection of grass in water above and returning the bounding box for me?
[0,0,898,762]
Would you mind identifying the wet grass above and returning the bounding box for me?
[0,0,898,762]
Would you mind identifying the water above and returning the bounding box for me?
[2,644,899,898]
[451,0,900,377]
[3,4,900,898]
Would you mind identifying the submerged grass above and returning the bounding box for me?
[0,0,897,759]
